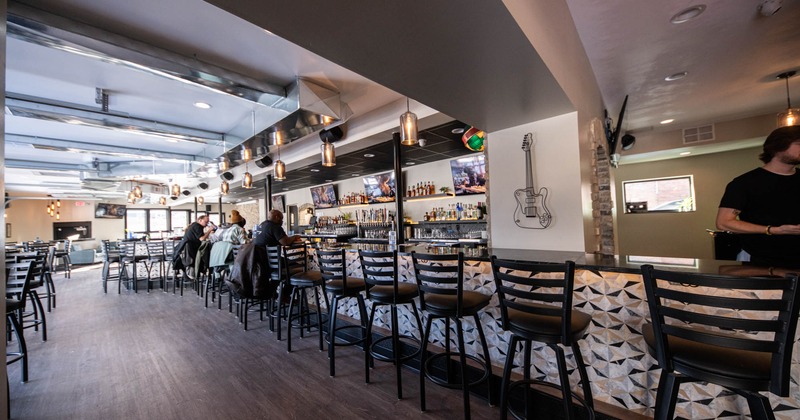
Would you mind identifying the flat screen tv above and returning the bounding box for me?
[310,184,337,209]
[95,203,126,219]
[450,155,487,195]
[363,171,396,204]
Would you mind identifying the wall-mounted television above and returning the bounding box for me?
[363,171,396,204]
[95,203,126,219]
[450,155,487,196]
[310,184,337,209]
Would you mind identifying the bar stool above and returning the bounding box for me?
[412,251,493,419]
[119,241,146,292]
[13,253,49,342]
[359,249,423,399]
[53,239,71,278]
[144,241,166,292]
[101,240,121,293]
[491,257,594,420]
[317,248,368,377]
[285,243,326,352]
[641,265,800,420]
[6,261,33,383]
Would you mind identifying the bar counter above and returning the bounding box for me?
[311,242,800,419]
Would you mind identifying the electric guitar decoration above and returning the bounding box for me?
[514,133,552,229]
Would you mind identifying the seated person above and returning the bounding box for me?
[253,210,301,247]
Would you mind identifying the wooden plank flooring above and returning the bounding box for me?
[7,265,499,419]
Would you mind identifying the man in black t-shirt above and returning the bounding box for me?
[253,209,301,247]
[717,126,800,268]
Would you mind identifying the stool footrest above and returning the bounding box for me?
[369,334,421,363]
[424,351,491,389]
[506,379,595,420]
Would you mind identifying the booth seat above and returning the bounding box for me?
[69,244,99,265]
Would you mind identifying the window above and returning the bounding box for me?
[149,209,169,232]
[623,175,695,213]
[126,209,147,232]
[171,210,190,232]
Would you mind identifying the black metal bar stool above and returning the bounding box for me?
[359,249,423,399]
[317,248,368,377]
[101,240,121,294]
[285,243,327,352]
[491,257,594,420]
[6,261,33,383]
[641,265,800,420]
[412,251,493,419]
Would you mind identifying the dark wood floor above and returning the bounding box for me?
[8,265,499,419]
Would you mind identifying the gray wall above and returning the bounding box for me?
[614,147,762,259]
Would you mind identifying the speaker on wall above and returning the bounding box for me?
[205,205,212,212]
[254,155,274,168]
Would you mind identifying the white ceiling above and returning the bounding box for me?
[4,0,800,200]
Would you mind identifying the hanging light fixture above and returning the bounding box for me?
[56,211,60,220]
[45,204,50,215]
[274,143,286,181]
[242,110,255,188]
[218,156,230,171]
[159,196,167,206]
[321,140,336,167]
[777,71,799,127]
[197,196,205,206]
[241,147,253,162]
[220,180,229,195]
[242,170,253,188]
[56,199,61,208]
[271,131,284,146]
[171,183,181,197]
[399,97,418,146]
[133,184,143,199]
[50,201,56,211]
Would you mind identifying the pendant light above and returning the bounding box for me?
[321,141,336,167]
[219,156,230,171]
[171,183,181,197]
[242,170,253,188]
[56,211,60,220]
[56,199,61,208]
[399,97,418,146]
[777,71,799,127]
[159,196,167,206]
[274,145,286,181]
[45,204,50,215]
[220,180,229,195]
[242,110,255,188]
[133,184,143,199]
[197,196,205,206]
[271,131,284,146]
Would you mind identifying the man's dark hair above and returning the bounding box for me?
[759,126,800,163]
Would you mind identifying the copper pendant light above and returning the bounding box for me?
[777,71,799,127]
[399,97,418,146]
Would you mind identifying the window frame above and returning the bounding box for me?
[622,175,696,214]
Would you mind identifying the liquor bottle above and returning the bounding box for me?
[429,181,434,195]
[456,202,463,220]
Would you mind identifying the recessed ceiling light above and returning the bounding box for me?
[406,162,416,165]
[351,173,360,177]
[310,168,320,172]
[325,179,333,182]
[66,119,82,125]
[665,72,688,81]
[679,151,691,156]
[165,139,180,143]
[670,5,706,24]
[660,119,675,125]
[451,127,465,134]
[364,153,375,158]
[193,101,212,109]
[283,188,288,191]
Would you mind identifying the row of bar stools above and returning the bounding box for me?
[285,243,326,352]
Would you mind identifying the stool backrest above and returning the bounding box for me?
[317,248,351,287]
[358,249,399,301]
[120,241,138,259]
[6,261,33,308]
[15,252,47,287]
[146,241,165,258]
[281,243,308,273]
[411,251,464,315]
[265,246,282,281]
[641,264,800,397]
[491,257,576,345]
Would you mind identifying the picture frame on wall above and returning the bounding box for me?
[272,195,285,213]
[5,223,10,238]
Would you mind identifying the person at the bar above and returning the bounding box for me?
[253,209,301,247]
[172,214,214,278]
[716,125,800,268]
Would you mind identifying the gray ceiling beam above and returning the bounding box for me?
[5,158,92,171]
[6,94,226,145]
[8,2,286,106]
[5,133,215,163]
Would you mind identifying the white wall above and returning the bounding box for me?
[488,112,585,251]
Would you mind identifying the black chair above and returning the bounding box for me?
[491,257,594,420]
[13,253,48,342]
[101,240,122,294]
[53,239,71,278]
[317,248,368,376]
[412,251,493,419]
[6,261,33,383]
[641,265,800,420]
[359,249,423,399]
[285,243,326,352]
[40,247,57,311]
[264,245,286,335]
[119,241,146,292]
[143,241,166,292]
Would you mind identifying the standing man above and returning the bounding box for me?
[716,126,800,268]
[253,209,301,247]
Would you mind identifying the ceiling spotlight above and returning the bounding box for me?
[660,119,675,125]
[310,168,320,172]
[351,173,360,177]
[406,162,416,165]
[670,4,706,24]
[451,127,465,134]
[665,72,688,82]
[194,101,212,109]
[758,0,783,17]
[364,153,375,158]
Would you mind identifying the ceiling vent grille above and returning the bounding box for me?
[683,124,715,144]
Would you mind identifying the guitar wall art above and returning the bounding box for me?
[513,132,552,229]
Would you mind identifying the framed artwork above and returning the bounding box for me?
[5,223,10,238]
[271,195,286,213]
